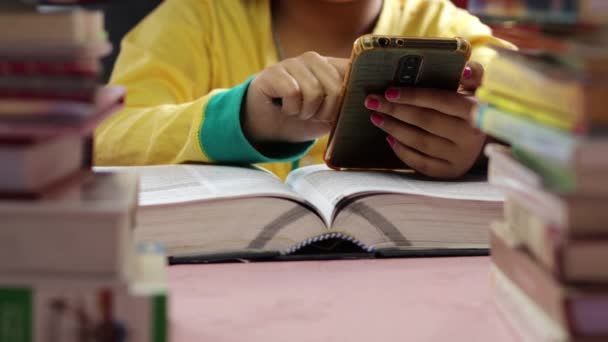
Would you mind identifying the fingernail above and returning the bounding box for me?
[386,135,396,148]
[463,66,473,79]
[385,88,400,100]
[365,97,380,110]
[370,113,384,126]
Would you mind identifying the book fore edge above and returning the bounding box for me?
[282,232,374,255]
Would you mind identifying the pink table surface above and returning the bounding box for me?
[168,256,517,342]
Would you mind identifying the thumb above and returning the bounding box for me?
[460,61,484,92]
[327,57,350,79]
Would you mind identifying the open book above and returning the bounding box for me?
[98,164,504,261]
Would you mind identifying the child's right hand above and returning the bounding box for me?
[242,52,348,144]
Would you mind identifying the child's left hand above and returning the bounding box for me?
[364,62,486,179]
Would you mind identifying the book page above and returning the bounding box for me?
[95,164,302,206]
[286,165,504,224]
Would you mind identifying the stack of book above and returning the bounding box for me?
[0,3,168,341]
[469,1,608,341]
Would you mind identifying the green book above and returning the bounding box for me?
[511,146,576,193]
[0,288,32,342]
[0,285,167,342]
[512,146,608,195]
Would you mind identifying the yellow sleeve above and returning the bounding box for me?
[95,0,312,166]
[94,0,210,165]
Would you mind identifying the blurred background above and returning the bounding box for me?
[38,0,469,83]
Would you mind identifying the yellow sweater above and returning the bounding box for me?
[95,0,511,179]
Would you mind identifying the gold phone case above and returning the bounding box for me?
[324,35,471,172]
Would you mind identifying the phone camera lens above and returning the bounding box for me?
[398,55,421,85]
[378,37,390,47]
[396,39,404,46]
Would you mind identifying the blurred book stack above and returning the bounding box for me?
[0,2,168,341]
[469,1,608,341]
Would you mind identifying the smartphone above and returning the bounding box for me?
[324,35,471,171]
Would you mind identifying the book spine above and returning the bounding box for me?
[0,214,130,278]
[512,146,608,194]
[0,134,84,193]
[476,87,582,133]
[482,54,588,121]
[0,75,97,94]
[38,0,108,5]
[491,223,608,337]
[491,223,570,331]
[0,85,124,118]
[583,80,608,123]
[563,243,608,284]
[150,293,169,342]
[0,41,113,61]
[504,197,565,280]
[0,287,32,342]
[0,89,97,103]
[0,12,83,45]
[511,147,577,193]
[475,104,578,165]
[469,0,605,24]
[486,145,573,229]
[127,291,169,342]
[0,10,104,45]
[489,159,602,238]
[283,232,372,255]
[0,285,168,342]
[0,60,99,77]
[487,54,608,123]
[485,144,545,189]
[580,0,608,24]
[491,266,606,342]
[491,266,570,342]
[0,99,93,117]
[487,144,608,237]
[469,0,580,14]
[0,94,124,138]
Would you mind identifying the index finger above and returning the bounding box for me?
[383,87,475,120]
[460,61,484,92]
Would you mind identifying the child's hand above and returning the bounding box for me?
[243,52,348,144]
[365,62,486,179]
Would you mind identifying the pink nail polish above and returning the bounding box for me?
[386,135,396,148]
[385,88,400,100]
[463,66,473,79]
[365,97,380,109]
[370,113,384,126]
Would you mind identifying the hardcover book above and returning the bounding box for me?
[98,164,504,262]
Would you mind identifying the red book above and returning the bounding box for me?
[0,85,124,123]
[0,41,112,61]
[0,74,98,101]
[0,59,100,77]
[0,85,125,138]
[38,0,113,3]
[0,135,87,196]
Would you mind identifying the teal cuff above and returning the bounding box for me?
[201,77,314,164]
